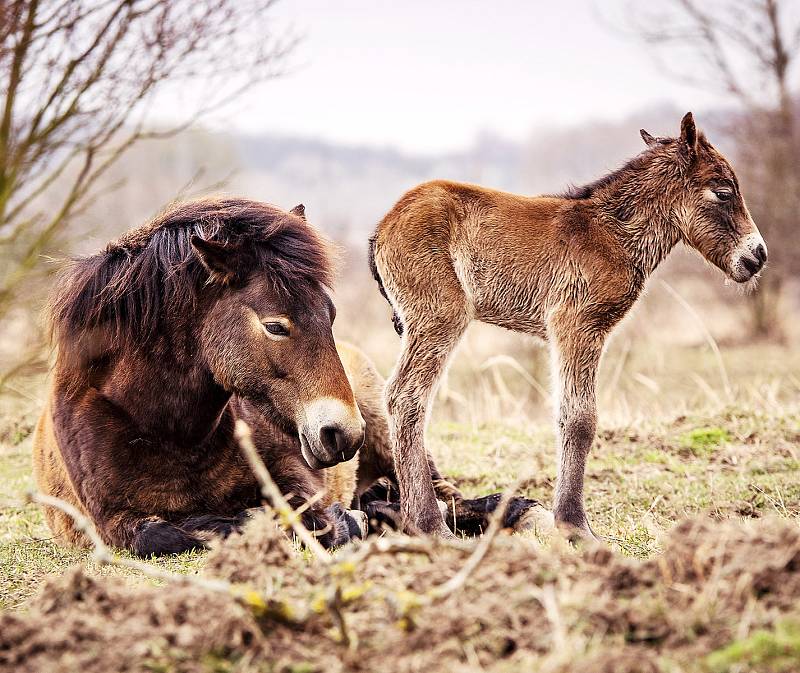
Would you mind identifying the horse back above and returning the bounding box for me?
[372,180,637,336]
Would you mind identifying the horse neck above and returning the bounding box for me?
[594,172,684,277]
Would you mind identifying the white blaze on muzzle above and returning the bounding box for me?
[298,397,366,469]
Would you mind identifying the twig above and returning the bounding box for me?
[341,535,443,566]
[234,419,331,566]
[427,480,521,601]
[26,491,231,594]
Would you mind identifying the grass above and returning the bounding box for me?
[0,421,207,609]
[2,389,799,610]
[704,620,800,673]
[432,404,800,557]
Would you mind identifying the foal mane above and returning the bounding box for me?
[560,150,657,200]
[50,197,334,351]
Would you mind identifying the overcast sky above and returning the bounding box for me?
[203,0,726,154]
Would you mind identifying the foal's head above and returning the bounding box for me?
[188,202,366,468]
[641,112,767,283]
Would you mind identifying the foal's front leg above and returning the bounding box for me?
[385,326,466,537]
[549,328,603,540]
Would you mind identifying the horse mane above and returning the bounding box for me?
[50,197,334,352]
[560,151,656,200]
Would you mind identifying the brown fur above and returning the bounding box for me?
[34,198,371,555]
[34,341,386,550]
[370,113,767,538]
[33,197,542,555]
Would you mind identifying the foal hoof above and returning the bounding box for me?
[412,508,456,540]
[555,520,600,547]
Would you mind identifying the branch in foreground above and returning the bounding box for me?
[233,418,331,566]
[427,479,521,601]
[26,491,231,593]
[26,490,309,625]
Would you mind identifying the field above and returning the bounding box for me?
[2,329,800,671]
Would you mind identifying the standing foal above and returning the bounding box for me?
[369,113,767,539]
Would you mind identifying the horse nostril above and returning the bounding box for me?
[319,425,343,457]
[754,244,767,264]
[742,256,762,275]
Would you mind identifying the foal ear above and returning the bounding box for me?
[290,203,306,220]
[679,112,698,156]
[190,235,238,285]
[640,129,658,147]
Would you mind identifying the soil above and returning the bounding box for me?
[2,514,800,672]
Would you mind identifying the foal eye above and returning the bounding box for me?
[713,189,733,202]
[263,322,290,337]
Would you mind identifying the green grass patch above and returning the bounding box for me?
[704,620,800,673]
[679,426,731,457]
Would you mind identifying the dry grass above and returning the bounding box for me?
[2,269,800,671]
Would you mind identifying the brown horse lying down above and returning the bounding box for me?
[33,198,549,556]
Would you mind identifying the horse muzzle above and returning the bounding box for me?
[729,232,767,283]
[298,398,366,469]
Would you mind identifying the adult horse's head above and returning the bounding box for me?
[188,200,365,468]
[53,198,365,469]
[640,112,767,283]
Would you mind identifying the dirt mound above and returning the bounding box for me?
[0,567,265,673]
[2,514,800,672]
[204,510,311,585]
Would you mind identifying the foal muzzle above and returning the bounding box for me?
[729,232,768,282]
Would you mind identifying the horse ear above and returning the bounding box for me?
[290,203,306,220]
[190,235,238,285]
[680,112,697,155]
[640,129,657,147]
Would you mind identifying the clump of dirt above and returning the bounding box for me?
[204,510,312,585]
[0,566,267,673]
[3,515,800,673]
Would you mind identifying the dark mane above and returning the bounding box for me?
[560,151,654,200]
[50,197,334,351]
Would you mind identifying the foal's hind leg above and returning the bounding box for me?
[385,311,468,536]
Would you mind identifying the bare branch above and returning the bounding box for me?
[0,0,295,339]
[428,480,521,601]
[27,491,232,593]
[234,419,332,566]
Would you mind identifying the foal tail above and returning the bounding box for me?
[367,233,404,336]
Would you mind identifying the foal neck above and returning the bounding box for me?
[594,164,683,277]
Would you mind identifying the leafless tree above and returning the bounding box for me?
[623,0,800,337]
[0,0,295,383]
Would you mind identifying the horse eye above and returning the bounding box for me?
[263,322,289,337]
[713,189,733,202]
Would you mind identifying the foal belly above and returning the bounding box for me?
[467,259,549,338]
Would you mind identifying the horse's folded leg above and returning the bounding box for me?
[445,495,554,537]
[432,477,463,502]
[325,503,367,546]
[130,517,206,556]
[177,513,254,540]
[503,498,555,534]
[362,500,402,533]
